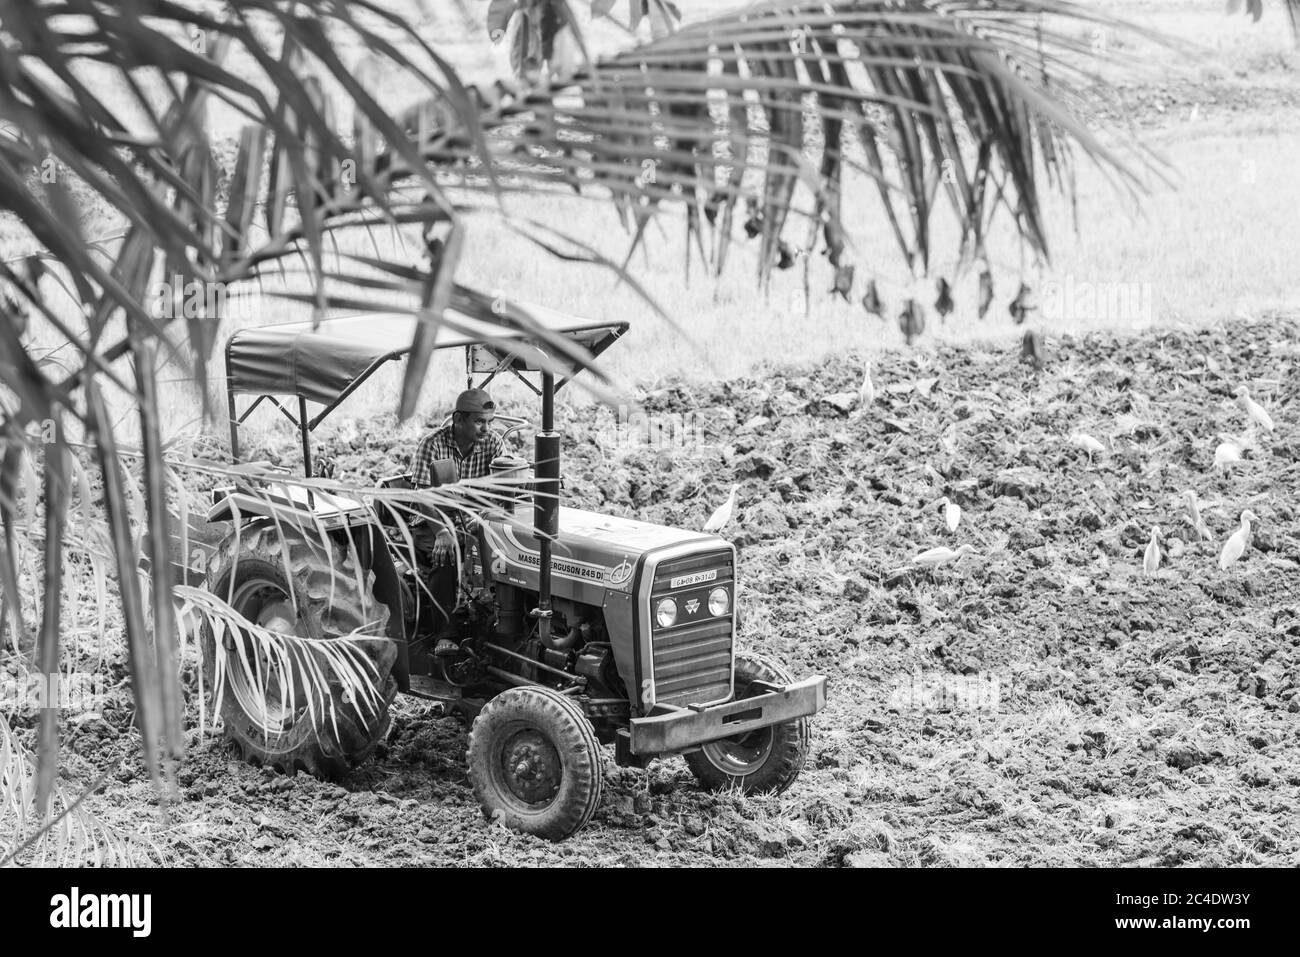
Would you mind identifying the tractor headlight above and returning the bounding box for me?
[655,598,678,628]
[708,587,730,617]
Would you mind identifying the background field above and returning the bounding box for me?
[71,314,1300,867]
[6,0,1300,444]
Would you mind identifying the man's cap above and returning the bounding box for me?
[455,388,496,414]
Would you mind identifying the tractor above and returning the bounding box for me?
[198,292,827,840]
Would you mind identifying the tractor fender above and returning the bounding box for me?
[600,589,639,711]
[206,486,369,533]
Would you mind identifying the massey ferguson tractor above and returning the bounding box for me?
[200,292,826,840]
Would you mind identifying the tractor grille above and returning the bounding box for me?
[649,550,734,708]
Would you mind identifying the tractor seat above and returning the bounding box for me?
[379,458,455,490]
[374,459,456,530]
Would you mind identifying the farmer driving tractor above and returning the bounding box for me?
[209,303,825,841]
[411,387,503,657]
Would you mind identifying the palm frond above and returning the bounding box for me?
[1,712,156,867]
[434,1,1173,282]
[1230,0,1300,40]
[176,585,391,742]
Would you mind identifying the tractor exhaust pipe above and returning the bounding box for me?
[534,371,559,644]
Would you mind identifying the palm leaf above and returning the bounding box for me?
[132,340,184,763]
[84,381,164,791]
[35,425,69,817]
[0,438,28,653]
[1,712,153,867]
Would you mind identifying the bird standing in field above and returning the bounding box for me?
[1219,510,1258,570]
[1213,440,1243,471]
[936,496,961,533]
[1235,386,1274,433]
[1142,526,1162,577]
[913,543,977,567]
[858,358,875,407]
[1181,490,1213,543]
[1069,432,1105,463]
[703,484,739,534]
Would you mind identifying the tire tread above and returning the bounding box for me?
[468,686,604,841]
[202,520,395,781]
[684,652,810,795]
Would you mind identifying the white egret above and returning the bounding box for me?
[913,543,977,567]
[1213,441,1242,471]
[1181,490,1212,543]
[703,484,739,534]
[1069,433,1105,462]
[1219,510,1259,570]
[937,496,961,533]
[1142,526,1161,577]
[1234,386,1274,433]
[859,358,875,407]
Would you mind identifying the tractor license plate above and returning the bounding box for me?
[669,568,717,589]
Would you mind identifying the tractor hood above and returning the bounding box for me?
[475,505,739,713]
[480,506,722,603]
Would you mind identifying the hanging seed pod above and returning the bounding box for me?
[831,264,855,301]
[977,267,994,320]
[861,279,884,318]
[823,219,846,266]
[1009,282,1036,325]
[899,299,926,345]
[935,277,954,320]
[703,189,724,225]
[775,240,795,270]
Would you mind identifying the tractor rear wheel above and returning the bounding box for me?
[685,652,809,795]
[201,521,397,779]
[468,686,604,841]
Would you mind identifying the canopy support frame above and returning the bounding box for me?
[224,314,628,478]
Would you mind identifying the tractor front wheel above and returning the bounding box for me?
[467,686,604,841]
[685,652,809,795]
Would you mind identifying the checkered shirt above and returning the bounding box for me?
[411,424,504,486]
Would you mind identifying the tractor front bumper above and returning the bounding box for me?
[628,675,827,755]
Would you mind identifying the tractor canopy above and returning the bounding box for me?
[225,290,627,405]
[222,287,627,470]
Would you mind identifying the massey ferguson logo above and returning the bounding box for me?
[608,559,633,587]
[685,598,700,614]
